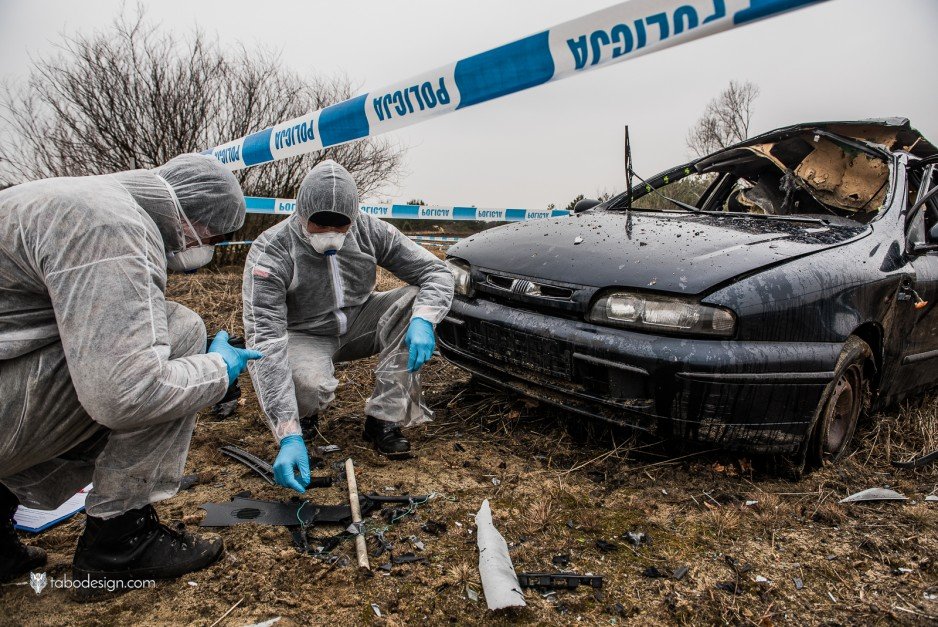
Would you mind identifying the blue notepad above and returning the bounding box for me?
[13,485,92,533]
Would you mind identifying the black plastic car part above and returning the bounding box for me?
[517,573,604,589]
[199,493,427,527]
[219,445,333,487]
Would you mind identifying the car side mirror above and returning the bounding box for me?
[573,198,601,214]
[930,222,938,243]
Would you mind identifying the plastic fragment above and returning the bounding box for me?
[475,500,526,609]
[840,488,908,503]
[595,539,618,553]
[392,552,427,565]
[371,604,382,617]
[715,581,741,594]
[421,520,447,536]
[622,531,649,547]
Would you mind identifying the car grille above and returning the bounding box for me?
[485,274,574,299]
[465,320,573,379]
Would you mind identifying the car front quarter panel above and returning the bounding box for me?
[705,229,908,344]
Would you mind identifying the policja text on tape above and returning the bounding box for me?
[205,0,827,170]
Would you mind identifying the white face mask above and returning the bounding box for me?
[305,231,347,254]
[155,174,216,272]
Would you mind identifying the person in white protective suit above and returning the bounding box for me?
[0,154,262,593]
[244,160,454,491]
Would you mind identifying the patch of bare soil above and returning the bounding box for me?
[3,268,936,626]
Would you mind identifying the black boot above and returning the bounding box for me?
[72,504,223,598]
[0,484,46,583]
[363,416,411,458]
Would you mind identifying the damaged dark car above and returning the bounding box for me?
[438,118,938,466]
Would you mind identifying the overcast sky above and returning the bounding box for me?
[1,0,936,208]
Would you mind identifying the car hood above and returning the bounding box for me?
[447,210,870,295]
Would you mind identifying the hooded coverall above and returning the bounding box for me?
[243,160,455,441]
[0,155,245,517]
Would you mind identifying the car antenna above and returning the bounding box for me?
[624,125,634,211]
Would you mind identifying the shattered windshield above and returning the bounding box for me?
[612,126,897,223]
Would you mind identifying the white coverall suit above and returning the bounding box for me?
[243,161,455,441]
[0,155,244,517]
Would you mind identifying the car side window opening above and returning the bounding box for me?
[620,127,896,224]
[907,164,938,246]
[630,173,717,211]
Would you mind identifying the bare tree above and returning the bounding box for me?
[686,80,760,158]
[0,8,404,197]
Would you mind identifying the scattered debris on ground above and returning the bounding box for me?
[3,268,936,625]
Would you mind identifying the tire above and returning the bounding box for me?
[806,336,873,466]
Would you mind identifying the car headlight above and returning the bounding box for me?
[588,292,736,337]
[445,258,473,297]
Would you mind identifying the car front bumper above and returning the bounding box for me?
[438,297,843,454]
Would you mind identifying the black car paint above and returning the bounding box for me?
[438,120,938,456]
[450,211,870,297]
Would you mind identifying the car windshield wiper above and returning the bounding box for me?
[724,213,830,226]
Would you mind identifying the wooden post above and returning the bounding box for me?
[345,458,370,570]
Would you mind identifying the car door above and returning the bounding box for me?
[896,162,938,394]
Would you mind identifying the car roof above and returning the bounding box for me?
[712,117,936,161]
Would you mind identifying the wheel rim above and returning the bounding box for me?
[822,363,864,456]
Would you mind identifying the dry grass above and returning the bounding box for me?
[3,265,936,625]
[859,396,938,466]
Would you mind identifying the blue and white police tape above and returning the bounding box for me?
[216,234,461,248]
[244,196,570,222]
[206,0,826,170]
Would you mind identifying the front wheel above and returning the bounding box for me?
[806,336,873,466]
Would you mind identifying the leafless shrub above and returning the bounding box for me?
[686,80,760,158]
[0,6,404,198]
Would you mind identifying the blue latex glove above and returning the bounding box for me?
[208,330,263,386]
[273,435,310,493]
[405,317,435,372]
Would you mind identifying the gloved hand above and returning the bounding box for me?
[273,435,310,493]
[208,330,263,386]
[405,317,435,372]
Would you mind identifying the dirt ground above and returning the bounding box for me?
[3,266,936,626]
